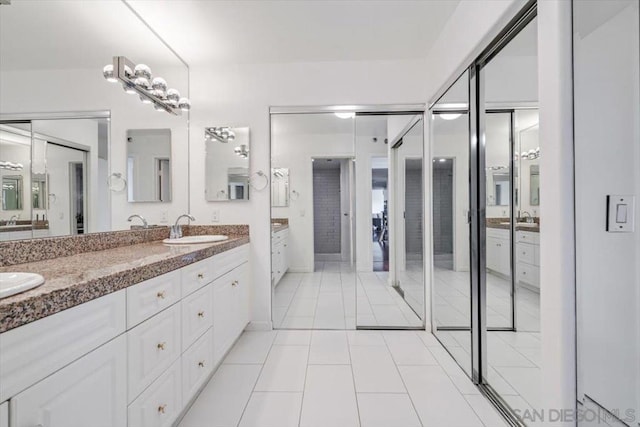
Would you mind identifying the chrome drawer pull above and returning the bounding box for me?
[198,360,205,368]
[232,280,238,287]
[197,273,204,279]
[198,311,205,318]
[157,291,166,299]
[157,342,167,350]
[158,404,167,414]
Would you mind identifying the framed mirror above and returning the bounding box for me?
[2,176,23,210]
[126,129,172,203]
[271,168,290,207]
[205,126,250,201]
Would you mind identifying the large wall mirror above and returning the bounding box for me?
[0,0,190,240]
[205,126,250,201]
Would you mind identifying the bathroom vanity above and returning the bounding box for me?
[271,222,289,287]
[0,227,250,427]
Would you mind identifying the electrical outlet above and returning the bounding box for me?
[212,209,220,222]
[160,211,168,223]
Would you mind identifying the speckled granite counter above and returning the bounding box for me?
[486,223,540,233]
[0,229,249,333]
[271,218,289,233]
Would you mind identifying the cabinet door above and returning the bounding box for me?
[10,335,126,427]
[212,277,234,365]
[486,237,501,272]
[234,263,250,335]
[0,401,7,427]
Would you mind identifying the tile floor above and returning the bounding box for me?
[433,259,541,424]
[178,330,509,427]
[272,261,423,329]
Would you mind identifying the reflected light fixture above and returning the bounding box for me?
[234,144,249,159]
[335,112,355,119]
[205,127,236,143]
[0,161,24,171]
[439,113,462,121]
[102,56,190,115]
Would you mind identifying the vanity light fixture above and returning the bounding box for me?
[234,144,249,159]
[0,161,24,171]
[102,56,190,115]
[205,127,236,143]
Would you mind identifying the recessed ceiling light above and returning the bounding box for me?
[335,112,355,119]
[439,113,462,121]
[439,158,447,162]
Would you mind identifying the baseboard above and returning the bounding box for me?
[245,320,273,331]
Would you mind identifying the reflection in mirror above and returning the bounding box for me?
[205,127,250,201]
[31,174,47,210]
[127,129,172,203]
[2,176,23,210]
[271,168,290,207]
[529,165,539,205]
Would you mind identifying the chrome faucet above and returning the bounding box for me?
[127,214,149,229]
[521,211,533,223]
[171,214,195,239]
[8,215,19,226]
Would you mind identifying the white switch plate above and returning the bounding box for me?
[212,209,220,222]
[607,195,635,233]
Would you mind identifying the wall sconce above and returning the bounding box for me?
[102,56,190,115]
[234,144,249,158]
[205,127,235,143]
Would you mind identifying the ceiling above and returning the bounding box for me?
[127,0,460,66]
[272,113,388,137]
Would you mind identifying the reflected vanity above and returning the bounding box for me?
[205,126,251,201]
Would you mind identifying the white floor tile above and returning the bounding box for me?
[350,345,406,393]
[399,365,483,427]
[347,330,386,346]
[300,365,360,427]
[383,331,438,365]
[357,393,422,427]
[224,331,276,364]
[239,392,303,427]
[309,331,350,364]
[464,394,510,427]
[275,330,312,346]
[178,364,262,427]
[254,345,309,392]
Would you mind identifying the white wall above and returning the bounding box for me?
[188,58,429,329]
[127,128,171,202]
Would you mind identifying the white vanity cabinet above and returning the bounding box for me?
[0,243,251,427]
[271,228,289,287]
[516,230,540,290]
[486,228,510,277]
[10,335,127,427]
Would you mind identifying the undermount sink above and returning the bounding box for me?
[0,272,45,299]
[162,235,229,245]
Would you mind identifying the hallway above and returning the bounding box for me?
[179,330,508,427]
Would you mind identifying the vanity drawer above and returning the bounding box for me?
[182,328,214,404]
[128,304,181,402]
[211,244,249,279]
[181,258,214,297]
[127,270,181,329]
[516,242,536,265]
[516,230,540,245]
[181,283,214,351]
[0,290,126,402]
[128,358,182,427]
[486,227,509,240]
[517,262,539,287]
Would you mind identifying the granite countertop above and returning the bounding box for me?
[486,222,540,233]
[271,223,289,233]
[0,235,249,333]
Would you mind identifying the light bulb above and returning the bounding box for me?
[152,77,167,91]
[440,113,462,121]
[178,97,191,111]
[102,64,117,83]
[134,77,150,89]
[227,131,236,141]
[134,64,152,80]
[153,103,166,112]
[166,88,180,102]
[151,88,167,100]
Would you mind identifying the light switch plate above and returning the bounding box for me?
[606,195,635,233]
